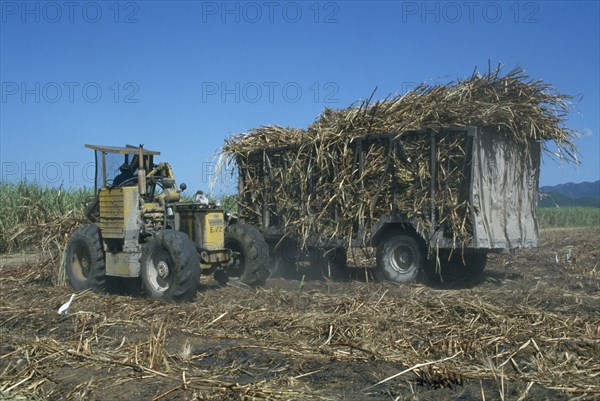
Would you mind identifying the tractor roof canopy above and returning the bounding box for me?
[85,144,160,156]
[85,144,160,190]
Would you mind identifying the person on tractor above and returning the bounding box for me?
[113,162,137,186]
[112,154,149,187]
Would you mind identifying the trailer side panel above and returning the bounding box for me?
[470,128,540,249]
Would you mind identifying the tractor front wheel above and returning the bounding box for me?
[140,230,200,303]
[65,224,106,291]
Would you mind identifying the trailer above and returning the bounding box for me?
[233,126,541,283]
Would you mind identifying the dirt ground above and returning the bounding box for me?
[1,227,599,401]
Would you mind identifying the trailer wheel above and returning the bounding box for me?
[271,238,300,279]
[224,224,270,286]
[428,251,487,283]
[376,234,423,283]
[326,247,349,280]
[140,230,200,303]
[65,224,106,291]
[309,247,349,280]
[465,253,487,279]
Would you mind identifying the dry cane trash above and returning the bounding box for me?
[219,66,578,250]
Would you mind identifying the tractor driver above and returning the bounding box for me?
[113,154,139,187]
[113,162,136,186]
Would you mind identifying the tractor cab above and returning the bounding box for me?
[85,144,182,202]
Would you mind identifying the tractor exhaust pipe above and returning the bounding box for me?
[138,145,146,195]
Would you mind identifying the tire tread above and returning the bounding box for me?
[225,224,270,286]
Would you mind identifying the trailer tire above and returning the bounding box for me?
[309,247,349,280]
[427,251,487,284]
[376,234,423,283]
[271,239,300,279]
[65,224,106,291]
[224,224,270,287]
[140,230,200,303]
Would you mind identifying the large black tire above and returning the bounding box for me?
[140,230,200,303]
[224,224,270,286]
[309,247,349,280]
[376,234,424,283]
[270,238,301,279]
[426,250,487,284]
[65,224,106,291]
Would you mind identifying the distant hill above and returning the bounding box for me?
[539,180,600,207]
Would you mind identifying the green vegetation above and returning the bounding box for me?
[0,182,93,252]
[538,207,600,228]
[219,194,238,214]
[0,182,91,227]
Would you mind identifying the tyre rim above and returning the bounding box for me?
[391,245,414,274]
[71,246,91,281]
[146,249,172,293]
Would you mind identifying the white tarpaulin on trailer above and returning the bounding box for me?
[470,128,540,249]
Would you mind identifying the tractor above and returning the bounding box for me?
[65,144,269,302]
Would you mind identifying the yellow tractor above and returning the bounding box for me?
[65,144,269,302]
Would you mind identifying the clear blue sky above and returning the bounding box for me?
[1,0,599,195]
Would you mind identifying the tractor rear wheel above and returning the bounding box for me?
[140,230,200,303]
[224,224,270,287]
[65,224,106,291]
[376,234,424,283]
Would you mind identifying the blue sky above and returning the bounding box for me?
[1,0,599,195]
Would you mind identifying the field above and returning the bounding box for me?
[537,207,600,228]
[1,223,599,400]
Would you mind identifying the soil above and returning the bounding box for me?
[1,227,598,401]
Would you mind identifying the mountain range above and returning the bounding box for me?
[538,180,600,207]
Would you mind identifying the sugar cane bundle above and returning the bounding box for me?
[220,66,578,248]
